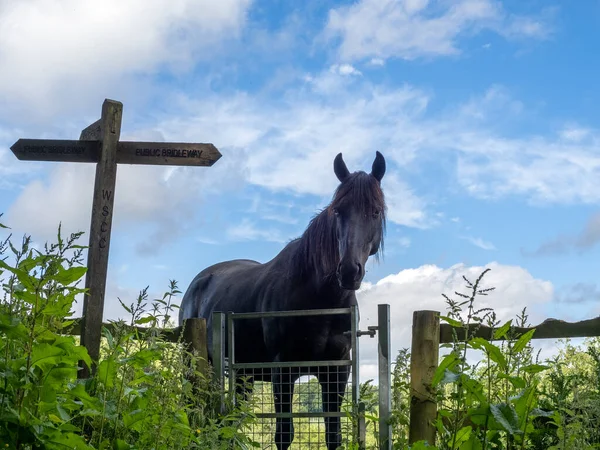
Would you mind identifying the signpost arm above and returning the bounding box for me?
[79,99,123,378]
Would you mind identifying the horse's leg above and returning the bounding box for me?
[318,365,350,450]
[272,365,297,450]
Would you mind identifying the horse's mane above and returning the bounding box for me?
[292,171,386,280]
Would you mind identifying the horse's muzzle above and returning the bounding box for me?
[336,261,363,290]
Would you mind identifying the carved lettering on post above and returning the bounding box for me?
[80,100,122,378]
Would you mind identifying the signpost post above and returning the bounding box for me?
[10,98,222,378]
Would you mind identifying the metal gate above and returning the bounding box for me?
[211,304,392,449]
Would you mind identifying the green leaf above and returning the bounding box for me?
[493,320,512,340]
[0,315,29,340]
[0,259,38,291]
[490,402,521,435]
[512,329,536,354]
[460,434,483,450]
[462,376,487,403]
[123,409,147,432]
[113,439,133,450]
[30,343,64,371]
[513,385,538,429]
[521,363,549,374]
[44,430,92,449]
[97,357,118,388]
[498,374,526,389]
[134,316,156,325]
[470,337,507,371]
[433,353,458,386]
[53,266,87,285]
[468,404,491,427]
[441,315,463,327]
[452,426,472,449]
[69,345,93,371]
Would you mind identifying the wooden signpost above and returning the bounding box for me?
[10,99,222,378]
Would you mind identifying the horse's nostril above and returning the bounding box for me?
[354,263,362,278]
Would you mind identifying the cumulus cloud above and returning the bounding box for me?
[7,68,600,243]
[324,0,554,63]
[5,143,248,247]
[147,69,433,218]
[355,262,554,382]
[0,0,252,120]
[384,174,432,229]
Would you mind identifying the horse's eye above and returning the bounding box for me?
[332,208,340,216]
[372,211,380,219]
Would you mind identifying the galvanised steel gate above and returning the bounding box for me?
[211,304,392,449]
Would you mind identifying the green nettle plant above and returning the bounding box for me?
[431,269,553,450]
[3,214,600,450]
[0,216,258,450]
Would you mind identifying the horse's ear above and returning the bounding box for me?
[334,153,350,182]
[370,151,386,182]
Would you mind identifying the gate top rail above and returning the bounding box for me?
[227,307,352,320]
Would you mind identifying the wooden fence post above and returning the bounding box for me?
[409,310,440,445]
[183,318,208,380]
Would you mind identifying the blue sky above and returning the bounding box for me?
[1,0,599,378]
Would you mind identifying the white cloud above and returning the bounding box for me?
[330,63,362,76]
[325,0,553,63]
[356,262,555,382]
[7,72,600,242]
[5,145,248,245]
[0,0,252,120]
[384,174,432,229]
[151,68,433,214]
[398,237,411,248]
[226,218,289,243]
[462,235,496,250]
[560,125,591,143]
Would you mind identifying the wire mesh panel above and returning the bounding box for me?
[223,307,360,449]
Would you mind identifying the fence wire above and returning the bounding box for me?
[222,307,360,449]
[234,371,355,449]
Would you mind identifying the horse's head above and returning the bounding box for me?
[330,152,386,290]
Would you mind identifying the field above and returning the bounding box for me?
[1,220,599,449]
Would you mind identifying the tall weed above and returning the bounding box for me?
[0,217,257,449]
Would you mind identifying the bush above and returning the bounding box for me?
[0,216,257,449]
[2,215,599,449]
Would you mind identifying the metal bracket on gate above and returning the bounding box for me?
[345,325,378,338]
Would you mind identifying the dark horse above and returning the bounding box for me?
[179,151,386,450]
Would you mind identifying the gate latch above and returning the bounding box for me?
[357,326,378,338]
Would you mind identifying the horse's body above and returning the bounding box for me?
[179,152,387,450]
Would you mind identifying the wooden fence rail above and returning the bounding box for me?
[409,310,600,445]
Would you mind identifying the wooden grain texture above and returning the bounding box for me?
[10,139,100,163]
[117,141,222,166]
[409,310,440,445]
[79,119,102,140]
[439,316,600,344]
[183,318,209,378]
[79,99,122,378]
